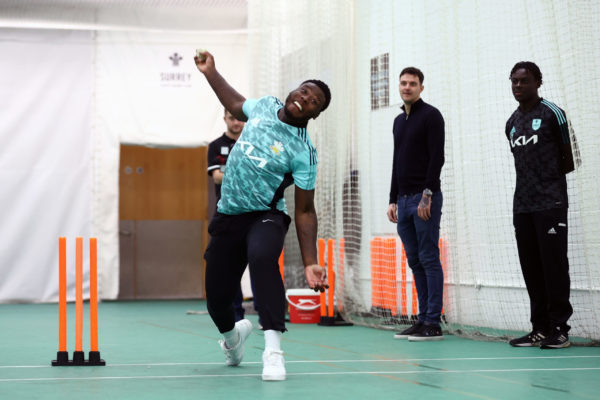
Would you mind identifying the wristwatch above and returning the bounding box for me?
[423,188,433,196]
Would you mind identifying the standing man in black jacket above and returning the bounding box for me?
[387,67,445,341]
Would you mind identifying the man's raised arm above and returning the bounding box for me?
[195,50,247,122]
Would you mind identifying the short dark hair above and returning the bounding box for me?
[510,61,543,85]
[302,79,331,111]
[400,67,424,84]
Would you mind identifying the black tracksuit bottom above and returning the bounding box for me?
[204,210,291,334]
[513,207,573,333]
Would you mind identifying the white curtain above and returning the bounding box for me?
[0,26,248,302]
[0,29,94,302]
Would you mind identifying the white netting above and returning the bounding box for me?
[248,0,600,343]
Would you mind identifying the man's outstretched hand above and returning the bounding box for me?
[305,264,329,292]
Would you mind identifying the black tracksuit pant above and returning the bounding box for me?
[204,210,291,333]
[513,207,573,333]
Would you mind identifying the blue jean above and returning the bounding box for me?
[396,192,444,326]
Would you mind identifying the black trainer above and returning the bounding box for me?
[509,330,547,347]
[540,328,570,349]
[393,322,423,339]
[408,324,443,341]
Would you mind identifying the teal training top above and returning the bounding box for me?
[217,96,318,215]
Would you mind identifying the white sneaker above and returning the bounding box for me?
[218,319,253,366]
[262,348,286,381]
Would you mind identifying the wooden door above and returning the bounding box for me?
[118,145,209,299]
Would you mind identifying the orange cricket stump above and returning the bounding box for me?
[318,238,353,327]
[318,238,334,325]
[327,239,335,318]
[278,248,284,282]
[52,237,105,366]
[319,291,327,318]
[52,238,69,366]
[318,238,327,318]
[73,237,84,365]
[88,238,105,365]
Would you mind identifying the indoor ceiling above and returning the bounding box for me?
[0,0,248,32]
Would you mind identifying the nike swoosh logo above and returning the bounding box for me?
[262,219,275,223]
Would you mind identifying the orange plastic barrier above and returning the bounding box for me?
[400,245,408,317]
[369,236,449,322]
[411,275,418,316]
[370,237,397,317]
[383,238,398,316]
[338,238,345,313]
[370,237,384,309]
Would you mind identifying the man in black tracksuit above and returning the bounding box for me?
[505,61,577,349]
[207,109,247,322]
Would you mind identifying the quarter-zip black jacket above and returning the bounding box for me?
[389,98,445,203]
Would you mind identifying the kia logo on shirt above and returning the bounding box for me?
[511,134,538,148]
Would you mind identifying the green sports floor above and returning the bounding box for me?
[1,300,599,400]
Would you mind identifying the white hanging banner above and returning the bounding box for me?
[95,31,248,147]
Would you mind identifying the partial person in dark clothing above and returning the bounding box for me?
[505,61,577,349]
[387,67,445,342]
[206,109,250,322]
[207,109,244,201]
